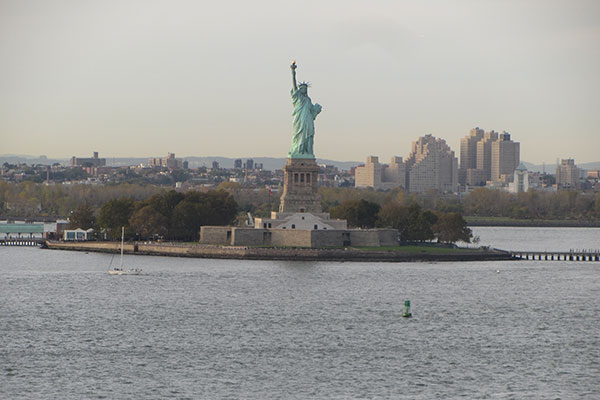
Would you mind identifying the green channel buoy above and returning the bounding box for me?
[402,299,412,318]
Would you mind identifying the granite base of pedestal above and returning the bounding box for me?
[278,158,321,213]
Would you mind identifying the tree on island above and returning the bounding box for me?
[330,199,380,228]
[97,198,135,240]
[433,212,472,243]
[127,189,238,241]
[68,204,96,230]
[377,202,437,242]
[129,205,169,240]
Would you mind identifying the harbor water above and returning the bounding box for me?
[1,227,599,399]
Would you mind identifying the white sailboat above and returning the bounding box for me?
[109,227,142,275]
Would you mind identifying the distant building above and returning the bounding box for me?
[459,127,484,184]
[245,159,254,170]
[148,153,183,169]
[355,156,382,189]
[587,170,600,179]
[71,152,106,168]
[405,134,458,193]
[476,130,499,182]
[508,163,529,193]
[212,161,220,170]
[354,156,405,190]
[491,132,520,183]
[458,128,520,186]
[556,159,581,190]
[234,159,243,169]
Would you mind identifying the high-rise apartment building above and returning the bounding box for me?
[460,127,484,170]
[458,128,520,186]
[383,156,406,187]
[459,127,484,185]
[556,159,580,190]
[354,156,405,190]
[355,156,382,189]
[491,132,520,183]
[405,134,458,193]
[476,130,498,182]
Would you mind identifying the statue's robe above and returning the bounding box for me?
[289,87,321,158]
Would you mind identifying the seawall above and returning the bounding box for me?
[44,241,514,262]
[465,218,600,227]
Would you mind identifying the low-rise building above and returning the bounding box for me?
[64,228,94,241]
[508,163,529,193]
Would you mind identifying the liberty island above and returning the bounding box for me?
[44,62,509,259]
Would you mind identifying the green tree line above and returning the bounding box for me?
[319,187,600,222]
[69,190,237,241]
[330,199,472,243]
[3,181,598,222]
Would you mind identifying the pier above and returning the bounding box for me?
[1,223,45,246]
[0,239,44,246]
[511,250,600,262]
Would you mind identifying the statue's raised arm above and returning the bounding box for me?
[291,61,298,90]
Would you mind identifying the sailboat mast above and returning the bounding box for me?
[120,226,124,269]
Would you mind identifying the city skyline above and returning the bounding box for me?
[1,0,599,164]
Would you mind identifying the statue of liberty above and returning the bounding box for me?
[289,61,322,159]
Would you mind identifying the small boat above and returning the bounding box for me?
[109,227,142,275]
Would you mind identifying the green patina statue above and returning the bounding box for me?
[289,61,322,159]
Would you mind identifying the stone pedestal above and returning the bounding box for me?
[279,158,321,213]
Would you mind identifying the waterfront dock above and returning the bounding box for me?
[1,239,44,247]
[511,250,600,261]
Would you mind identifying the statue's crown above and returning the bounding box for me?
[299,81,311,87]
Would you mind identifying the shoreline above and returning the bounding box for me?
[44,241,515,262]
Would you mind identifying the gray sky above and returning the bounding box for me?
[1,0,599,164]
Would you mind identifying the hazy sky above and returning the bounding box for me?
[1,0,599,164]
